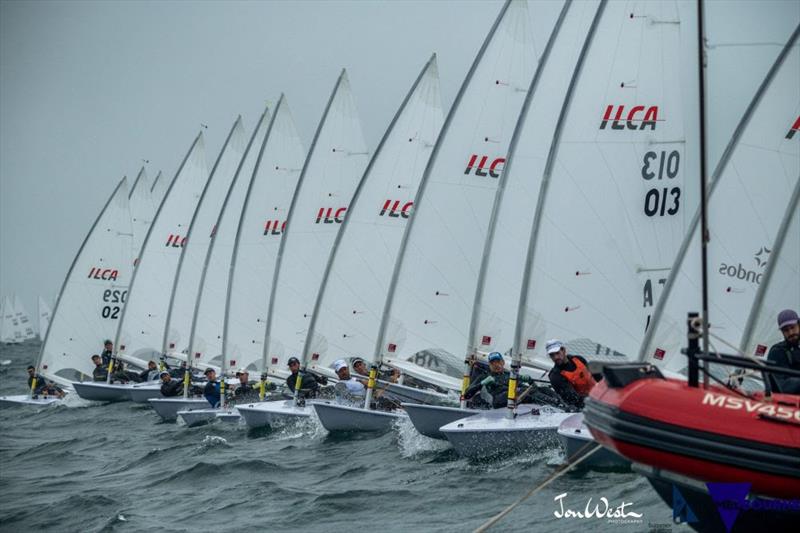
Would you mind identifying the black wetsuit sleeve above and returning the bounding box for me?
[464,370,488,400]
[548,368,583,410]
[286,375,295,392]
[767,344,800,394]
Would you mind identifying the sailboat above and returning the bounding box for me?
[236,70,369,427]
[13,296,36,341]
[442,0,703,459]
[308,54,445,432]
[585,22,800,526]
[220,95,307,429]
[1,177,134,406]
[0,296,20,344]
[176,107,273,427]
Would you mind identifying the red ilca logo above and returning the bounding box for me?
[464,155,505,178]
[786,116,800,140]
[600,105,659,130]
[165,234,187,248]
[379,200,413,219]
[87,267,119,281]
[315,207,346,224]
[263,220,287,235]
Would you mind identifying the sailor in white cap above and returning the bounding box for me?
[333,359,366,396]
[767,309,800,394]
[546,339,597,410]
[233,367,259,402]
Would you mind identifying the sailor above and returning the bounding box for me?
[169,361,188,379]
[159,371,183,397]
[203,368,221,408]
[333,359,365,396]
[767,309,800,394]
[352,358,368,377]
[100,339,114,367]
[233,368,259,402]
[91,354,108,382]
[462,352,523,409]
[138,360,160,382]
[546,340,597,410]
[286,357,327,398]
[26,365,64,398]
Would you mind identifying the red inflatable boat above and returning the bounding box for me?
[584,364,800,499]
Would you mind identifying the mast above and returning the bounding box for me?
[225,97,284,399]
[512,1,606,358]
[112,132,203,363]
[697,0,710,374]
[262,70,348,383]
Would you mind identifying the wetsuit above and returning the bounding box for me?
[463,368,517,409]
[160,379,183,397]
[139,367,159,382]
[101,349,113,367]
[204,380,220,407]
[285,371,327,398]
[767,340,800,394]
[233,382,260,403]
[92,365,108,382]
[27,373,51,395]
[548,355,597,410]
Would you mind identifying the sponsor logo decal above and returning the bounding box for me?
[600,105,659,130]
[165,234,187,248]
[464,154,505,177]
[672,486,698,524]
[315,207,346,224]
[87,267,119,281]
[263,219,287,235]
[379,199,413,218]
[707,482,800,532]
[701,392,800,421]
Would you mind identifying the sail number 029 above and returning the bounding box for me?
[101,289,127,320]
[642,150,680,217]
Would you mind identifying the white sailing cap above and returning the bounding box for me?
[333,359,348,372]
[546,339,564,354]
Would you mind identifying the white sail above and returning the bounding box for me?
[1,296,19,343]
[191,109,271,372]
[516,0,701,366]
[164,119,247,363]
[13,295,36,340]
[741,180,800,357]
[225,96,305,374]
[265,70,369,370]
[469,0,597,360]
[115,133,209,365]
[378,0,562,367]
[302,55,444,371]
[37,296,52,340]
[150,171,166,204]
[38,178,134,386]
[128,167,158,262]
[640,28,799,372]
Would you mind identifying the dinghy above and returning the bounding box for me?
[37,296,51,341]
[177,107,273,428]
[1,296,22,344]
[0,394,61,407]
[307,54,444,432]
[256,69,369,426]
[148,397,208,422]
[13,295,36,341]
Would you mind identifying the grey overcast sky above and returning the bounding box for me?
[1,0,798,323]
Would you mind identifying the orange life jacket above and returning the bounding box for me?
[560,356,597,396]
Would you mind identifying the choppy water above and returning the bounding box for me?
[0,341,689,532]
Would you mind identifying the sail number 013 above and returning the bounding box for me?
[101,289,127,319]
[641,150,680,217]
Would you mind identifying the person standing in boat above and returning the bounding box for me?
[546,340,598,410]
[91,354,108,382]
[202,368,221,407]
[767,309,800,394]
[159,371,183,397]
[100,339,114,367]
[285,357,327,398]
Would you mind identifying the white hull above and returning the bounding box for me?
[129,383,163,403]
[178,407,241,427]
[556,413,630,468]
[148,397,209,421]
[401,402,475,440]
[312,401,405,432]
[440,405,571,460]
[72,382,133,402]
[215,409,241,424]
[0,394,62,407]
[236,400,311,428]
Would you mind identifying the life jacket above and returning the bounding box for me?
[560,356,596,396]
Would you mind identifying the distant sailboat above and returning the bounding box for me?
[37,296,52,341]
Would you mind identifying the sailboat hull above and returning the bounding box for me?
[556,413,629,468]
[178,408,223,427]
[72,382,133,402]
[440,405,570,460]
[148,397,209,421]
[236,400,311,428]
[129,383,163,403]
[312,401,405,432]
[401,403,475,440]
[0,394,62,407]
